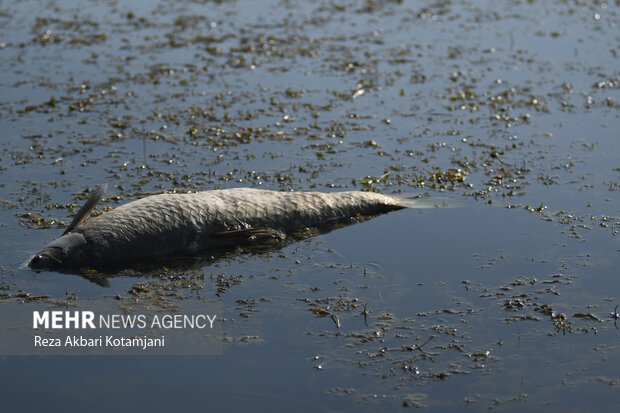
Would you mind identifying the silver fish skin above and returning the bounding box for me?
[28,187,405,270]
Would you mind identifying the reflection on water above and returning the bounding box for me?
[0,0,618,410]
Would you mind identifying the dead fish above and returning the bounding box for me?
[28,185,431,271]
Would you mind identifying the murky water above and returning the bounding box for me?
[1,0,619,410]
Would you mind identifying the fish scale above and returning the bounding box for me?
[28,187,406,270]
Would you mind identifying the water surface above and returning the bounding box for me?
[1,0,619,411]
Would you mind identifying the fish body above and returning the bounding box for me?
[28,187,407,270]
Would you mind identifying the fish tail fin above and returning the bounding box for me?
[394,194,459,209]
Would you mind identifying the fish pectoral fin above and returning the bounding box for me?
[214,227,286,243]
[81,274,111,288]
[63,184,107,235]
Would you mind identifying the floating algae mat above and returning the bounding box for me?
[0,0,618,410]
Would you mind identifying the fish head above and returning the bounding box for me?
[28,232,87,270]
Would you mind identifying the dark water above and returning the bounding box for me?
[1,0,619,411]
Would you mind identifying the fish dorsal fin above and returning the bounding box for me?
[63,184,107,235]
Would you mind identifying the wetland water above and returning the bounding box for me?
[1,0,619,411]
